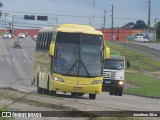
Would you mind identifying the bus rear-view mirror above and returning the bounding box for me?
[49,42,55,56]
[105,46,110,59]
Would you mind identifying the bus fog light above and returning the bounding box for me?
[119,81,124,85]
[53,77,64,82]
[92,80,102,84]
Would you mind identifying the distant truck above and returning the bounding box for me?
[102,54,129,96]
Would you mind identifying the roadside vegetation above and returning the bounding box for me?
[106,41,160,98]
[0,104,14,120]
[0,32,4,36]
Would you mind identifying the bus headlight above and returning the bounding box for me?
[119,81,124,85]
[92,80,102,84]
[53,77,64,82]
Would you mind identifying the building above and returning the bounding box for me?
[100,28,145,42]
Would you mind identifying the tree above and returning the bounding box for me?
[0,1,3,7]
[156,21,160,41]
[121,22,135,29]
[133,20,148,29]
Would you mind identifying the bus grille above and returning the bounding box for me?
[103,71,116,79]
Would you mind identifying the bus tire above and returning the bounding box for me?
[89,94,96,99]
[46,75,50,94]
[37,87,43,93]
[37,73,42,93]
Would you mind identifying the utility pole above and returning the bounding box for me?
[4,13,9,33]
[89,17,92,26]
[110,5,114,41]
[154,18,157,40]
[147,0,151,29]
[92,0,96,26]
[50,17,58,26]
[11,15,15,36]
[12,15,15,30]
[103,10,106,34]
[55,17,58,26]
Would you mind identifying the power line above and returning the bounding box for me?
[2,10,103,18]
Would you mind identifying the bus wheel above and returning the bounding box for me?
[37,87,43,93]
[77,93,85,96]
[89,94,96,99]
[46,75,50,95]
[71,92,77,97]
[37,73,43,93]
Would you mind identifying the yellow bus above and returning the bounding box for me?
[33,24,110,99]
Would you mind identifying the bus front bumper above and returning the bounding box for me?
[50,81,102,94]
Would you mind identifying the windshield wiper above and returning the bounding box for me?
[66,60,77,75]
[80,60,90,77]
[66,59,91,77]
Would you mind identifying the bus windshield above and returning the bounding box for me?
[104,59,124,70]
[53,32,103,77]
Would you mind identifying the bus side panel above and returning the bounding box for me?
[35,52,51,89]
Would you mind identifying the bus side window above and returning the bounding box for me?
[36,33,40,50]
[42,33,47,51]
[52,32,56,42]
[44,33,48,51]
[47,33,52,50]
[39,33,43,50]
[37,33,42,50]
[41,33,45,50]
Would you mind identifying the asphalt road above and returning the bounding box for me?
[0,37,160,112]
[0,37,36,91]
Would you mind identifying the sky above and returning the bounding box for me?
[0,0,160,29]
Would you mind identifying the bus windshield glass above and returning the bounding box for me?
[54,32,103,77]
[104,59,124,70]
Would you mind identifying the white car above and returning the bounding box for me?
[18,33,26,39]
[3,32,12,39]
[134,36,149,42]
[34,34,38,38]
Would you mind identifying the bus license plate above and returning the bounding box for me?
[73,86,82,90]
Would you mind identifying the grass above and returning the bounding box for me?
[124,72,160,97]
[106,41,160,97]
[0,104,14,120]
[0,32,4,36]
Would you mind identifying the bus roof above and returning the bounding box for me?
[39,24,103,35]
